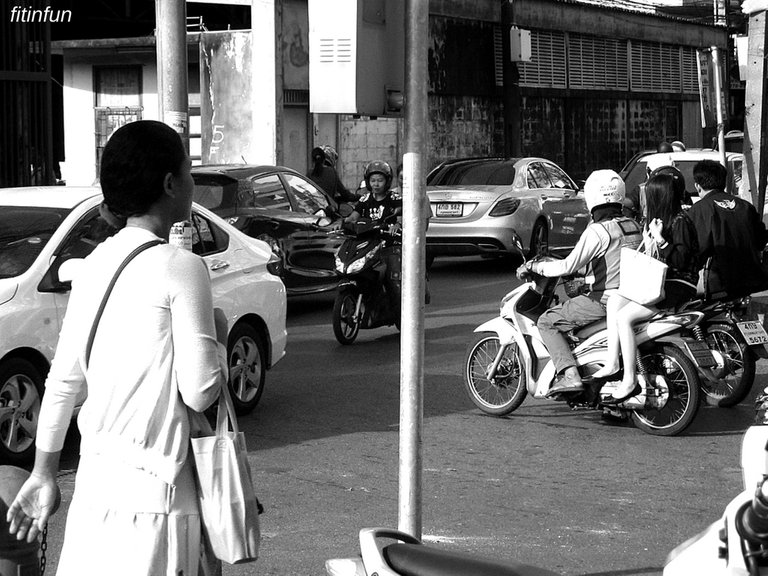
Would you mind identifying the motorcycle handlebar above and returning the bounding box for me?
[738,479,768,543]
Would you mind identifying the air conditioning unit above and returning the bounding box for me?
[309,0,404,116]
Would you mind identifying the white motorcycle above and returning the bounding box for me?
[463,257,716,436]
[326,527,561,576]
[665,417,768,575]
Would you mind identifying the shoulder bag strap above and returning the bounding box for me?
[85,239,164,367]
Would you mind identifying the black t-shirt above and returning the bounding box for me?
[353,192,402,221]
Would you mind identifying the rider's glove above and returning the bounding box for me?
[516,261,535,281]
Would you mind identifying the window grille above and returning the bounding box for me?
[630,41,683,93]
[567,34,628,90]
[681,47,699,94]
[518,30,567,89]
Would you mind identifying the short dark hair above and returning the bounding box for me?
[693,160,727,192]
[99,120,186,218]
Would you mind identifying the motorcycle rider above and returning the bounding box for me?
[343,160,403,308]
[517,169,643,395]
[687,160,768,298]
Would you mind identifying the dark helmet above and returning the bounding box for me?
[322,145,339,167]
[363,160,393,191]
[657,141,673,153]
[649,165,686,202]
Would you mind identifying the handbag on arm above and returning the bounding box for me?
[617,234,668,306]
[189,382,262,564]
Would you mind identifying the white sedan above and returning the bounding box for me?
[0,186,287,464]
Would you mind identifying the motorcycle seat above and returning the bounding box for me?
[573,318,607,341]
[383,543,560,576]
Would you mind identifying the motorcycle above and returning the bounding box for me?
[680,295,768,407]
[462,255,715,436]
[332,217,402,345]
[325,527,561,576]
[664,406,768,575]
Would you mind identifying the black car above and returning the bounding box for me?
[191,164,351,295]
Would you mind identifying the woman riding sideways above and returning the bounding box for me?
[594,171,700,403]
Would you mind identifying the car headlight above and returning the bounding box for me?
[489,198,521,217]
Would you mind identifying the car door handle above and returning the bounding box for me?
[210,260,230,271]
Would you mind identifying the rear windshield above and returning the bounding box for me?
[0,206,70,278]
[192,174,239,210]
[624,159,741,199]
[428,162,516,186]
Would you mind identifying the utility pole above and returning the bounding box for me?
[398,0,428,540]
[741,2,768,216]
[156,0,189,150]
[502,0,522,157]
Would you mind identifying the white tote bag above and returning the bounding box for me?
[189,384,261,564]
[618,236,668,306]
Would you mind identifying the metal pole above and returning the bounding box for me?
[711,46,727,168]
[398,0,428,539]
[155,0,190,151]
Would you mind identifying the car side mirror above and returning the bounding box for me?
[37,257,84,293]
[316,216,332,227]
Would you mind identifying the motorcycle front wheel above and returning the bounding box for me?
[333,289,361,345]
[463,334,527,416]
[700,322,755,408]
[630,345,700,436]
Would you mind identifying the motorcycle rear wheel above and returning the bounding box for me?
[700,322,755,407]
[333,289,360,345]
[630,345,700,436]
[463,334,527,416]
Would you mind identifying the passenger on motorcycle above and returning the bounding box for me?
[687,160,768,299]
[516,170,643,395]
[596,171,701,402]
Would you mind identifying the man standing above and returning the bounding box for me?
[687,160,768,298]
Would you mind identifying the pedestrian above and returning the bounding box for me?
[594,172,700,402]
[308,146,357,204]
[687,159,768,298]
[6,120,229,575]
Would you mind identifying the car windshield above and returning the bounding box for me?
[624,159,741,199]
[429,162,517,186]
[0,206,70,279]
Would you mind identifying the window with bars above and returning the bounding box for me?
[567,34,629,91]
[629,41,683,93]
[518,30,567,89]
[517,30,699,96]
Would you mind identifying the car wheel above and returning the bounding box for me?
[227,323,267,415]
[528,220,549,259]
[0,358,44,464]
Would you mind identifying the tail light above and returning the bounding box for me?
[489,198,521,217]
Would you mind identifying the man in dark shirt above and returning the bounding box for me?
[687,160,768,298]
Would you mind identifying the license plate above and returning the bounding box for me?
[737,321,768,345]
[436,203,462,217]
[682,339,718,368]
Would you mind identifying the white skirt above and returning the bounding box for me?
[56,454,204,576]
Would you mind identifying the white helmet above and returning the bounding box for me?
[584,169,625,213]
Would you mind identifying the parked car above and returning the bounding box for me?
[0,186,287,464]
[619,148,745,204]
[425,157,591,262]
[191,164,351,296]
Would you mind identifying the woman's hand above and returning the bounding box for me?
[648,218,665,243]
[6,473,60,543]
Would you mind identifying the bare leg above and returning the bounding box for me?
[592,293,629,378]
[612,300,655,398]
